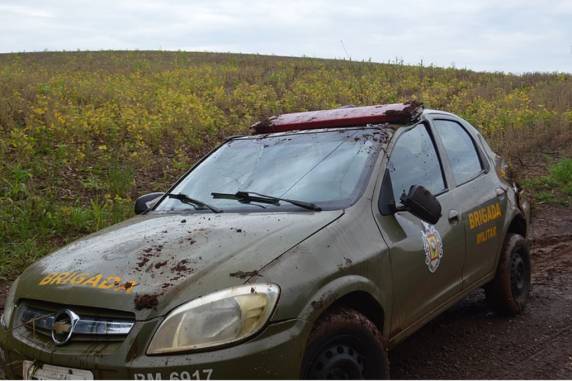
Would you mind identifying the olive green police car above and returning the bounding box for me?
[0,102,531,379]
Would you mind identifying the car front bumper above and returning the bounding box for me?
[0,317,307,379]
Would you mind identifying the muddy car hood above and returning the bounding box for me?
[16,210,342,320]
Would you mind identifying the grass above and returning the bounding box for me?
[1,50,571,279]
[522,158,572,206]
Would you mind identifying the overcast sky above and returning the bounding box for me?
[0,0,570,73]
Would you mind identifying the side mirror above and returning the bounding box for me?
[400,185,442,225]
[134,192,165,215]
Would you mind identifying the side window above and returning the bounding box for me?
[388,124,445,201]
[433,120,483,185]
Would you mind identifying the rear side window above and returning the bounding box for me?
[388,124,445,200]
[433,120,483,185]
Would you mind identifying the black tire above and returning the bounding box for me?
[301,307,389,379]
[485,233,531,316]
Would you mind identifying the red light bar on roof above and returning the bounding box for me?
[251,101,423,134]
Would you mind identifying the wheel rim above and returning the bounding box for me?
[309,342,365,379]
[510,249,529,298]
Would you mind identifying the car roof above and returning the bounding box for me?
[423,109,459,118]
[251,101,424,134]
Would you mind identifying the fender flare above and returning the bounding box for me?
[297,275,390,336]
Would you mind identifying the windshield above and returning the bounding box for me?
[156,128,386,212]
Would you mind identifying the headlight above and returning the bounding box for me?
[1,277,19,330]
[147,284,280,354]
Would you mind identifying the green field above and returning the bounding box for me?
[1,51,571,279]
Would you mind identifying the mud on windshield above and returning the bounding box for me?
[156,128,388,213]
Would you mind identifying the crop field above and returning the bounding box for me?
[1,51,571,279]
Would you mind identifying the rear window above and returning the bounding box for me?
[433,120,483,185]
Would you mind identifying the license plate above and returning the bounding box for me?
[23,360,94,380]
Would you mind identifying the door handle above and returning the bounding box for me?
[448,209,459,224]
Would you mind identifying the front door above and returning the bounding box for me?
[375,123,465,333]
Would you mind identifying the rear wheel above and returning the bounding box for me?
[301,307,389,379]
[485,233,531,315]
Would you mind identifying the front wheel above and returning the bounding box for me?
[301,307,389,379]
[485,233,531,315]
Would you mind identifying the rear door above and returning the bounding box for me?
[376,123,466,333]
[430,117,506,288]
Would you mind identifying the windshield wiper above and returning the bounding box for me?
[166,193,223,213]
[211,191,321,211]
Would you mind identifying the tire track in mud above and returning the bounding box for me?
[504,324,572,365]
[533,233,572,247]
[492,309,572,380]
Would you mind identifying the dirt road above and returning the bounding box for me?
[1,207,570,379]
